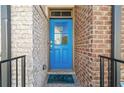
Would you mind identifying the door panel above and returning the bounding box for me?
[62,49,68,64]
[55,49,61,67]
[50,19,73,70]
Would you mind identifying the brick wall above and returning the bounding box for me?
[74,5,112,87]
[74,5,93,87]
[92,6,112,86]
[11,5,49,87]
[11,6,33,87]
[32,6,49,87]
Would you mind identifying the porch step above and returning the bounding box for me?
[44,74,81,87]
[47,74,74,84]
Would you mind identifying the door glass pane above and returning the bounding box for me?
[62,34,68,45]
[54,25,63,33]
[54,34,62,45]
[54,22,69,34]
[51,12,60,16]
[62,12,71,16]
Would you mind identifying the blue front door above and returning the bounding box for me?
[50,19,73,70]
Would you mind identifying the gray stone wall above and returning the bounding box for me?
[32,6,49,87]
[11,5,49,87]
[11,6,33,87]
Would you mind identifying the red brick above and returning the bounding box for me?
[74,5,111,87]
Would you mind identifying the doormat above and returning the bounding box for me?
[47,74,74,84]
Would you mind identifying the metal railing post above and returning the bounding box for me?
[111,59,115,87]
[24,56,26,87]
[7,61,11,87]
[16,59,18,87]
[108,59,111,87]
[100,56,104,87]
[115,61,117,87]
[0,55,26,87]
[21,56,26,87]
[99,55,124,87]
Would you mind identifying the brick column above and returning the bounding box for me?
[11,6,33,87]
[74,5,112,87]
[11,5,49,87]
[92,6,112,86]
[74,5,93,87]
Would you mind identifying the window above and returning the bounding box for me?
[62,12,71,16]
[51,12,60,16]
[54,24,68,45]
[49,9,72,18]
[62,34,68,45]
[54,26,63,33]
[54,34,62,45]
[54,26,63,45]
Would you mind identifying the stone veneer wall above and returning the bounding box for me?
[32,6,49,87]
[11,6,33,86]
[74,5,112,87]
[11,5,48,87]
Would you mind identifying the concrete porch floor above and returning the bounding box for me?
[44,73,81,87]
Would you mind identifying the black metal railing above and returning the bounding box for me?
[0,55,26,87]
[99,55,124,87]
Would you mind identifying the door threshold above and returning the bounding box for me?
[48,70,75,75]
[48,69,74,72]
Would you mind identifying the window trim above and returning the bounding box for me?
[49,8,73,18]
